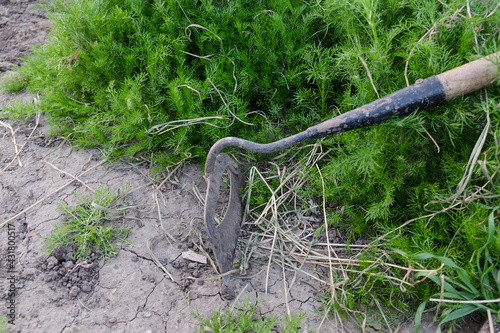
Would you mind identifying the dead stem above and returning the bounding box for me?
[238,140,441,328]
[281,260,291,317]
[44,160,96,193]
[428,297,500,304]
[487,309,494,333]
[0,119,22,167]
[147,115,233,135]
[208,78,253,126]
[315,164,337,296]
[358,55,380,99]
[0,112,40,175]
[146,233,175,281]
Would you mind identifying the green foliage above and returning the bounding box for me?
[0,315,10,333]
[8,0,496,162]
[0,71,28,93]
[0,98,39,122]
[44,185,131,261]
[194,298,307,333]
[8,0,344,160]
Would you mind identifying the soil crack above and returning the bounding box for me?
[121,247,155,263]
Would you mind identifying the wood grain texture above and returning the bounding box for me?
[437,51,500,100]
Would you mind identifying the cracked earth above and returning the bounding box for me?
[0,104,337,332]
[0,1,493,332]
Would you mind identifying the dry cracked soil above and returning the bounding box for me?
[0,1,495,332]
[0,86,333,330]
[0,106,331,333]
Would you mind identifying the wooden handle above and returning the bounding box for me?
[437,51,500,100]
[304,51,500,139]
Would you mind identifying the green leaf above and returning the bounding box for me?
[425,274,460,294]
[440,304,478,325]
[412,253,461,270]
[432,292,466,300]
[415,301,426,333]
[412,252,435,260]
[443,276,480,296]
[486,208,497,244]
[495,268,500,291]
[434,256,461,270]
[391,248,408,257]
[456,269,480,294]
[476,208,497,278]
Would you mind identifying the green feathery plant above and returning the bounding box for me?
[0,315,9,333]
[44,185,132,261]
[194,298,307,333]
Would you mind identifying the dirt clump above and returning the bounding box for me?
[37,245,100,299]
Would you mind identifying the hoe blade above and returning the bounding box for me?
[204,153,244,285]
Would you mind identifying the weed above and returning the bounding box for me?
[44,185,132,261]
[3,0,500,329]
[7,0,494,164]
[0,98,39,123]
[0,315,9,333]
[194,297,307,333]
[414,208,500,332]
[0,71,27,93]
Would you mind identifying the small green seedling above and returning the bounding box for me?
[194,297,307,333]
[0,315,10,333]
[414,208,500,332]
[44,185,132,261]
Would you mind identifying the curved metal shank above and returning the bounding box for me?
[204,75,449,284]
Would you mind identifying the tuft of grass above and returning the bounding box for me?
[414,208,500,332]
[44,185,132,261]
[194,298,307,333]
[0,71,28,93]
[0,98,39,123]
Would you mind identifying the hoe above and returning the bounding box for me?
[203,52,500,285]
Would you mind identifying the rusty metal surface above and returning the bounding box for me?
[204,153,245,285]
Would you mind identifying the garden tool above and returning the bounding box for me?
[204,51,500,285]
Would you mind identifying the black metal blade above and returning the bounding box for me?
[204,153,244,285]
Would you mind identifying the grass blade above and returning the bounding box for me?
[415,301,426,333]
[439,304,478,325]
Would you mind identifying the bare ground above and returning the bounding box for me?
[0,108,333,332]
[0,1,494,332]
